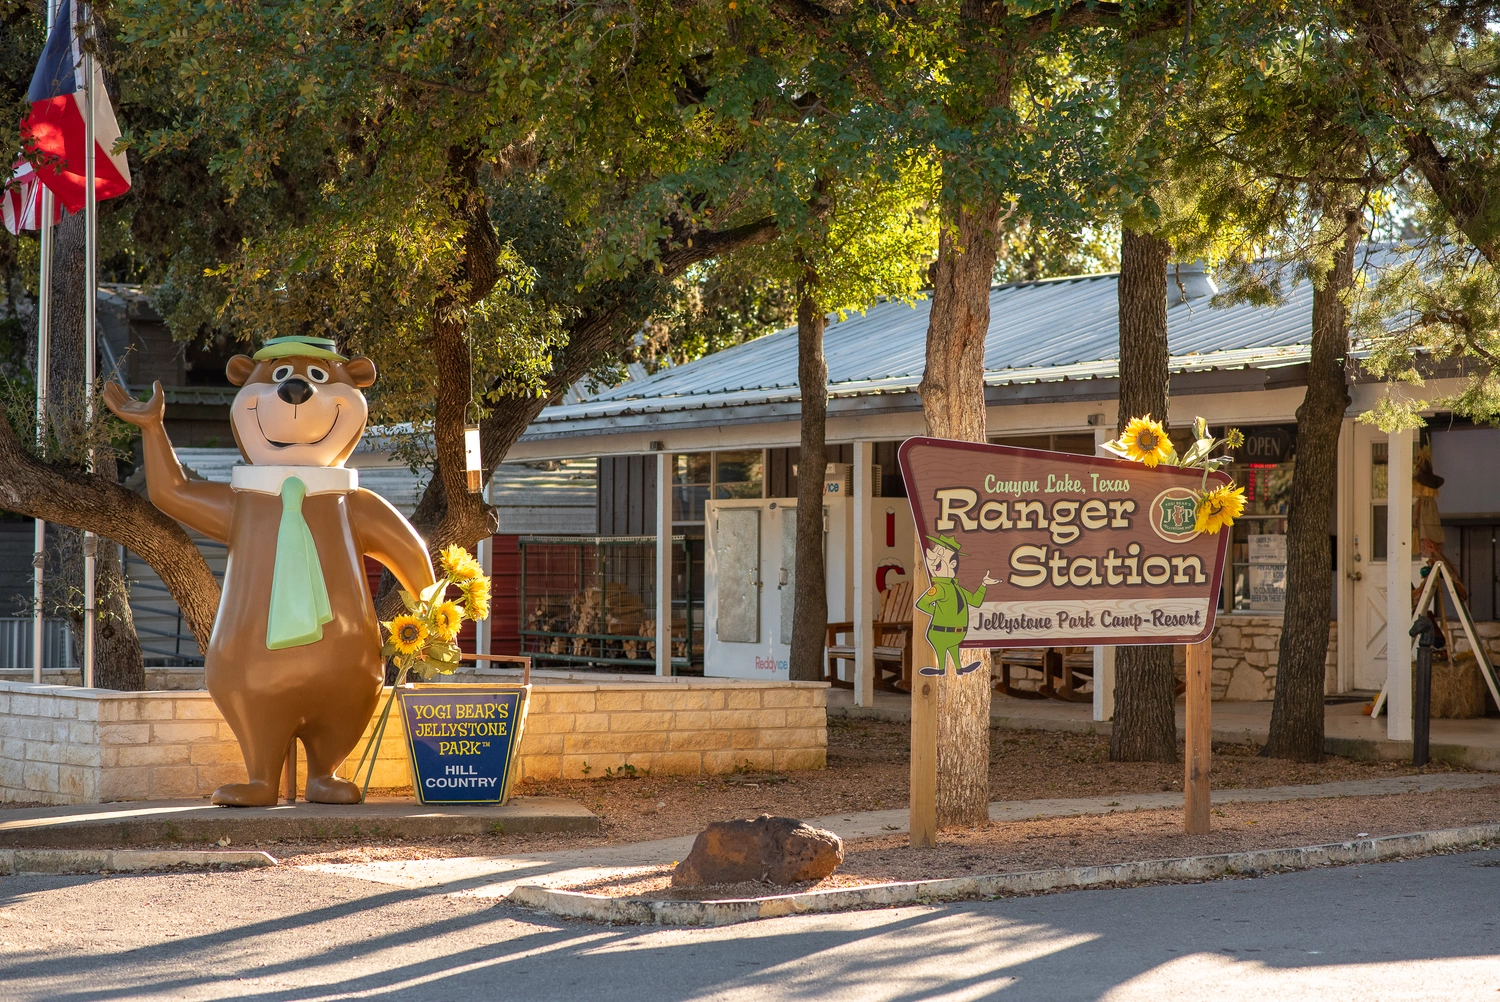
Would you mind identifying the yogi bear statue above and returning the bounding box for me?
[915,534,999,677]
[104,335,437,806]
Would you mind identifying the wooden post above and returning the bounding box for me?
[852,440,875,706]
[282,738,298,803]
[909,536,938,847]
[1183,638,1212,834]
[1386,427,1414,741]
[656,451,673,677]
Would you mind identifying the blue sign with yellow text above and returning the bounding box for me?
[399,684,529,805]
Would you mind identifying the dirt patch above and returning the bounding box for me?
[554,786,1500,900]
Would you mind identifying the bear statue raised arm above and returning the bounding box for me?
[104,335,437,807]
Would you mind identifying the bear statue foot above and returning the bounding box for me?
[304,775,363,804]
[211,781,279,807]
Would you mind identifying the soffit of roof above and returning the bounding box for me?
[533,269,1324,426]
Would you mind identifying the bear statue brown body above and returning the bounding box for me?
[104,338,435,806]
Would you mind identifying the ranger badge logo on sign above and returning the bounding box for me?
[1156,492,1200,539]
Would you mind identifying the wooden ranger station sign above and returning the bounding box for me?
[897,437,1231,651]
[898,435,1235,844]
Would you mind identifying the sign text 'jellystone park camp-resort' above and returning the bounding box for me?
[898,437,1231,648]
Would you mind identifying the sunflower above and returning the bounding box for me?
[1195,484,1247,535]
[439,544,483,582]
[461,574,491,620]
[388,615,429,655]
[1224,427,1245,450]
[431,601,463,642]
[1120,416,1173,468]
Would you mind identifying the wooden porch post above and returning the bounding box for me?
[656,451,674,677]
[853,440,875,706]
[1386,428,1413,741]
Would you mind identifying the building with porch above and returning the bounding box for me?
[502,260,1500,744]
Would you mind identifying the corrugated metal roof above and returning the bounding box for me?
[529,267,1319,430]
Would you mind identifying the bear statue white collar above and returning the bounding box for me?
[230,465,359,496]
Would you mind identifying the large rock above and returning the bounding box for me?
[671,814,843,888]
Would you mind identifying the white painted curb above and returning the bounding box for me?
[0,848,277,875]
[507,823,1500,926]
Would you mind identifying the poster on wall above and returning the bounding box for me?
[1247,534,1287,610]
[898,437,1232,648]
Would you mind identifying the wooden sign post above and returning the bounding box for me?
[910,535,938,847]
[899,437,1232,843]
[1184,637,1213,834]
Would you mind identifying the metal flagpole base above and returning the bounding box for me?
[31,522,45,684]
[82,532,96,688]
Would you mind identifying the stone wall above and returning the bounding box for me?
[1173,616,1339,701]
[1449,620,1500,668]
[0,679,828,805]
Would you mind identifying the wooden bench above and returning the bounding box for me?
[825,581,914,692]
[994,647,1094,702]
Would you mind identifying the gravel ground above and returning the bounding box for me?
[55,718,1478,865]
[511,717,1464,844]
[558,785,1500,900]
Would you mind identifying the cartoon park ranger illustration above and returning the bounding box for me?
[915,534,1000,677]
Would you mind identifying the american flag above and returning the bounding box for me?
[2,159,61,235]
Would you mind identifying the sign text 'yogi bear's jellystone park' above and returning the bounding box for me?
[897,437,1231,648]
[399,686,528,805]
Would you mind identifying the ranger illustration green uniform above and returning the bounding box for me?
[915,534,998,676]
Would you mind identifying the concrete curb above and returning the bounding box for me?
[0,848,277,875]
[506,824,1500,927]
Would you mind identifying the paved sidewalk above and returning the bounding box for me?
[0,795,598,847]
[297,772,1500,899]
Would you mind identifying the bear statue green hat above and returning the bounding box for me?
[252,335,348,362]
[925,533,962,553]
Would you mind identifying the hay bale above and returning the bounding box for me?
[1431,651,1488,719]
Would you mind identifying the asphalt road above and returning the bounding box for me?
[1,851,1497,1001]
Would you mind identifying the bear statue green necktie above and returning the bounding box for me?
[265,476,335,650]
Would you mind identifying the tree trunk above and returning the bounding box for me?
[919,202,1000,826]
[43,212,145,689]
[789,264,828,683]
[1263,210,1359,761]
[382,217,782,623]
[1110,225,1178,762]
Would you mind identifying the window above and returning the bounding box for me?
[1226,425,1297,612]
[673,453,711,522]
[714,451,763,500]
[672,450,764,521]
[1371,441,1388,561]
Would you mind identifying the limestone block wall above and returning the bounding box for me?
[0,679,828,805]
[1169,617,1339,701]
[1449,620,1500,668]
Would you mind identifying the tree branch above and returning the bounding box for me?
[0,408,221,651]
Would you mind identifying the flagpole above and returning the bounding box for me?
[31,0,59,685]
[81,0,97,689]
[33,186,52,685]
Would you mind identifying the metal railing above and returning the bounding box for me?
[0,617,76,670]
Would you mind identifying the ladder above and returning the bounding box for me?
[1371,559,1500,717]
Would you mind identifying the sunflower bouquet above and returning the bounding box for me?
[1102,415,1248,534]
[381,544,493,683]
[353,545,493,801]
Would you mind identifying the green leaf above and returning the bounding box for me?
[1180,437,1215,468]
[398,590,419,613]
[420,580,447,605]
